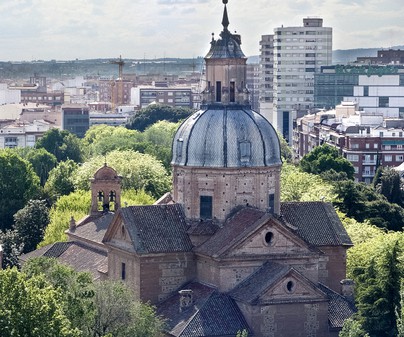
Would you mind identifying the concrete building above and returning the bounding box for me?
[22,3,354,336]
[261,18,332,143]
[0,84,21,105]
[0,119,53,149]
[315,64,404,114]
[356,49,404,65]
[259,34,275,122]
[131,85,196,109]
[246,63,260,111]
[61,104,89,138]
[294,101,404,183]
[99,79,133,109]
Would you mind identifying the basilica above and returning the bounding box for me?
[22,2,355,336]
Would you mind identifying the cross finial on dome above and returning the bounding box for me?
[222,0,229,30]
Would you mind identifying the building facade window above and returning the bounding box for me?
[121,262,126,280]
[200,196,213,219]
[384,155,392,162]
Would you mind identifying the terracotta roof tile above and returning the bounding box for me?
[195,207,267,257]
[318,283,356,329]
[72,213,114,244]
[121,204,193,254]
[281,202,352,246]
[229,262,290,304]
[21,241,107,280]
[157,282,251,337]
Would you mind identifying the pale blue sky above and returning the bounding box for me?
[0,0,402,61]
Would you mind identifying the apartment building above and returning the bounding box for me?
[315,65,404,114]
[259,34,274,120]
[61,104,89,138]
[131,85,196,109]
[294,102,404,183]
[272,18,332,143]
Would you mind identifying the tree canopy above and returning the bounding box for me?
[126,104,192,131]
[0,150,40,231]
[300,144,355,179]
[0,267,80,337]
[74,150,171,198]
[45,159,79,201]
[35,128,83,163]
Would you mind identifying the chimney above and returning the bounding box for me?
[69,216,76,232]
[179,289,193,312]
[340,279,355,302]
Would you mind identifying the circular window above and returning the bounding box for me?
[265,231,274,245]
[286,281,295,293]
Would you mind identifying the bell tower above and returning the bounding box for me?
[203,0,249,106]
[89,164,122,215]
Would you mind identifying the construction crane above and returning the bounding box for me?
[109,55,125,112]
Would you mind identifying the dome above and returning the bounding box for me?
[93,164,119,180]
[172,106,282,168]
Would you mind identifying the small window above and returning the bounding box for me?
[121,262,126,280]
[200,196,213,219]
[239,141,251,163]
[268,193,275,213]
[286,281,295,293]
[265,232,274,245]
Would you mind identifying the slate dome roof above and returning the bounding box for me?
[172,106,282,168]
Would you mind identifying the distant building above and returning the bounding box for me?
[89,113,128,127]
[294,102,404,183]
[356,49,404,65]
[131,85,196,109]
[0,119,53,149]
[246,63,260,111]
[61,104,89,138]
[315,64,404,113]
[260,18,333,143]
[0,83,21,105]
[98,79,133,109]
[259,35,274,122]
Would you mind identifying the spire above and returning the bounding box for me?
[222,0,229,31]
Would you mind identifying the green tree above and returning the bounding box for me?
[351,239,403,337]
[0,268,80,337]
[45,159,79,201]
[281,163,335,202]
[375,167,403,206]
[40,189,154,247]
[0,229,23,268]
[89,280,164,337]
[0,150,40,230]
[127,104,192,131]
[22,257,95,335]
[398,282,404,337]
[74,150,171,198]
[17,147,57,186]
[82,125,144,159]
[36,128,83,163]
[339,318,370,337]
[13,199,50,253]
[276,131,293,162]
[300,144,355,179]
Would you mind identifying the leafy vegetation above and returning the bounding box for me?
[126,104,192,132]
[300,144,355,179]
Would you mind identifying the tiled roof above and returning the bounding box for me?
[318,283,357,329]
[20,241,107,280]
[157,282,252,337]
[281,202,353,247]
[71,213,114,245]
[187,219,220,236]
[195,207,267,257]
[229,262,290,304]
[120,204,193,254]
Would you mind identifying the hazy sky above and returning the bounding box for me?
[0,0,403,61]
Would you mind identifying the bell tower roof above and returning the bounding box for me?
[205,0,246,60]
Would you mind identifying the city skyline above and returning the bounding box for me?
[0,0,403,62]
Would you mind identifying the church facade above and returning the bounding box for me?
[22,2,355,336]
